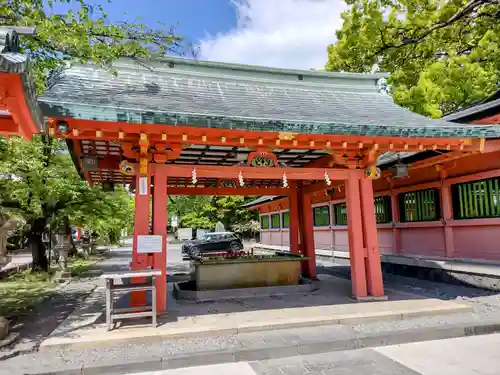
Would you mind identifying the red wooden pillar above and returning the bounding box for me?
[131,167,151,305]
[391,191,401,254]
[299,189,317,279]
[345,174,368,298]
[288,182,300,255]
[152,165,168,313]
[441,182,455,258]
[360,177,384,297]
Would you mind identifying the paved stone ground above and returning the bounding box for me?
[3,241,500,374]
[250,349,421,375]
[2,291,500,373]
[127,333,500,375]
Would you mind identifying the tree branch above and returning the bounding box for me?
[371,0,493,57]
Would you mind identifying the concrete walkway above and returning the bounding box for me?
[39,295,471,349]
[376,333,500,375]
[127,333,500,375]
[32,333,500,375]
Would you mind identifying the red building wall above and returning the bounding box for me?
[255,149,500,262]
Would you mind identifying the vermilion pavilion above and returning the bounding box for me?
[0,28,43,137]
[3,26,500,312]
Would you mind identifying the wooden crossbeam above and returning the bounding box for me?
[156,164,352,180]
[167,187,290,196]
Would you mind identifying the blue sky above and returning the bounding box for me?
[80,0,238,47]
[53,0,347,69]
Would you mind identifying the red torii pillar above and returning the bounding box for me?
[288,182,300,255]
[152,165,168,312]
[131,167,151,306]
[298,186,317,279]
[359,176,384,297]
[345,170,384,298]
[131,164,168,312]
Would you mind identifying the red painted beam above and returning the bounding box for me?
[167,187,290,196]
[157,164,352,180]
[302,180,344,194]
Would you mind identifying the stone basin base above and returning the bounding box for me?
[173,279,319,302]
[194,254,307,290]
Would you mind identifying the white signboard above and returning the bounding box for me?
[138,176,148,196]
[196,229,208,239]
[177,228,193,241]
[137,235,163,254]
[171,215,178,228]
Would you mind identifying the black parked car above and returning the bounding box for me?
[182,232,243,257]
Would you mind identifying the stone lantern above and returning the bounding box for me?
[81,228,92,258]
[0,216,17,267]
[54,219,72,280]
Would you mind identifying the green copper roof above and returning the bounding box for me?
[39,56,500,138]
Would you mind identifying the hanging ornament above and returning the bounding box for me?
[191,167,197,185]
[238,170,244,187]
[324,170,332,186]
[282,172,288,188]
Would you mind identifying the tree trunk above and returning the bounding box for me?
[29,218,48,272]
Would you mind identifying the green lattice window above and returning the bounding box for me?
[260,215,269,229]
[282,211,290,228]
[313,205,330,227]
[399,189,440,222]
[334,203,347,225]
[374,196,392,224]
[271,213,281,228]
[453,178,500,219]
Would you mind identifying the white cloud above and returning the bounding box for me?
[199,0,347,70]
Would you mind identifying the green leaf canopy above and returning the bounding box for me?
[326,0,499,117]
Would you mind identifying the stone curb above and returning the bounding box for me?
[39,300,472,350]
[27,320,500,375]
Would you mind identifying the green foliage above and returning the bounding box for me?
[0,0,179,269]
[1,0,181,93]
[168,196,258,236]
[71,187,134,243]
[210,196,258,234]
[326,0,499,117]
[0,136,133,244]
